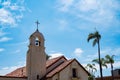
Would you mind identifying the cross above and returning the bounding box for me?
[35,20,40,30]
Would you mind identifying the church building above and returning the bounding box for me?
[0,23,89,80]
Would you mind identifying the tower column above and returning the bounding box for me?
[26,29,46,80]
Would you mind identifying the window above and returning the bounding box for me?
[72,68,77,78]
[37,75,39,80]
[35,37,41,46]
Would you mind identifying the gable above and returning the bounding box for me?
[49,59,89,80]
[47,59,90,78]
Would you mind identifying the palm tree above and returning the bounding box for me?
[105,55,114,80]
[92,58,108,69]
[85,63,97,75]
[85,63,97,80]
[87,31,103,80]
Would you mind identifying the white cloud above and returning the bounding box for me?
[2,1,11,6]
[57,0,73,12]
[0,0,25,26]
[74,48,83,57]
[0,48,5,52]
[13,49,21,54]
[113,61,120,69]
[0,31,6,37]
[0,37,12,42]
[0,8,15,25]
[49,52,64,59]
[0,66,19,75]
[57,19,68,30]
[85,47,120,61]
[76,0,98,12]
[84,48,120,71]
[100,48,120,58]
[56,0,120,27]
[8,40,28,46]
[0,61,25,75]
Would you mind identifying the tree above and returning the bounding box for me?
[105,55,114,80]
[92,58,108,69]
[85,63,97,75]
[87,31,103,80]
[85,63,97,80]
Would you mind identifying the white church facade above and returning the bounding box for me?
[0,27,89,80]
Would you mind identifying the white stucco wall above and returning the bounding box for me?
[59,65,71,80]
[51,60,89,80]
[71,61,88,80]
[51,73,59,80]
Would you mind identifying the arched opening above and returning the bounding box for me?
[35,37,41,46]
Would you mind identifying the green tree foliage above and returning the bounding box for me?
[92,58,107,68]
[85,63,97,76]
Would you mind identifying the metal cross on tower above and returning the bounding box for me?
[35,20,40,30]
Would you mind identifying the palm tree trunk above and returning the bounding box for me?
[98,40,103,80]
[111,63,114,80]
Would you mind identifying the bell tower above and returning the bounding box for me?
[26,21,46,80]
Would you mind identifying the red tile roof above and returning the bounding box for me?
[46,56,67,68]
[5,56,89,79]
[0,76,27,78]
[6,67,26,77]
[6,56,66,77]
[47,59,74,78]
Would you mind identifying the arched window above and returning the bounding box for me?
[35,37,41,46]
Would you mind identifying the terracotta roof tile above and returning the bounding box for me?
[47,59,74,78]
[5,56,89,78]
[6,56,66,77]
[6,67,26,77]
[0,76,27,78]
[46,56,66,68]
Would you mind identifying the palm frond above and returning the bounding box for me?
[87,33,96,42]
[105,55,111,59]
[95,31,101,40]
[93,67,97,72]
[102,64,108,68]
[105,54,114,64]
[93,38,98,46]
[92,59,99,64]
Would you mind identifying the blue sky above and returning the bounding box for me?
[0,0,120,77]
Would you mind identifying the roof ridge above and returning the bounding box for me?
[48,55,66,61]
[46,56,67,68]
[47,59,74,78]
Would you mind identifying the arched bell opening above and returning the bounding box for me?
[35,37,41,46]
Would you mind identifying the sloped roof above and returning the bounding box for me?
[5,56,89,78]
[46,56,67,68]
[6,67,26,77]
[47,59,74,78]
[6,56,66,77]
